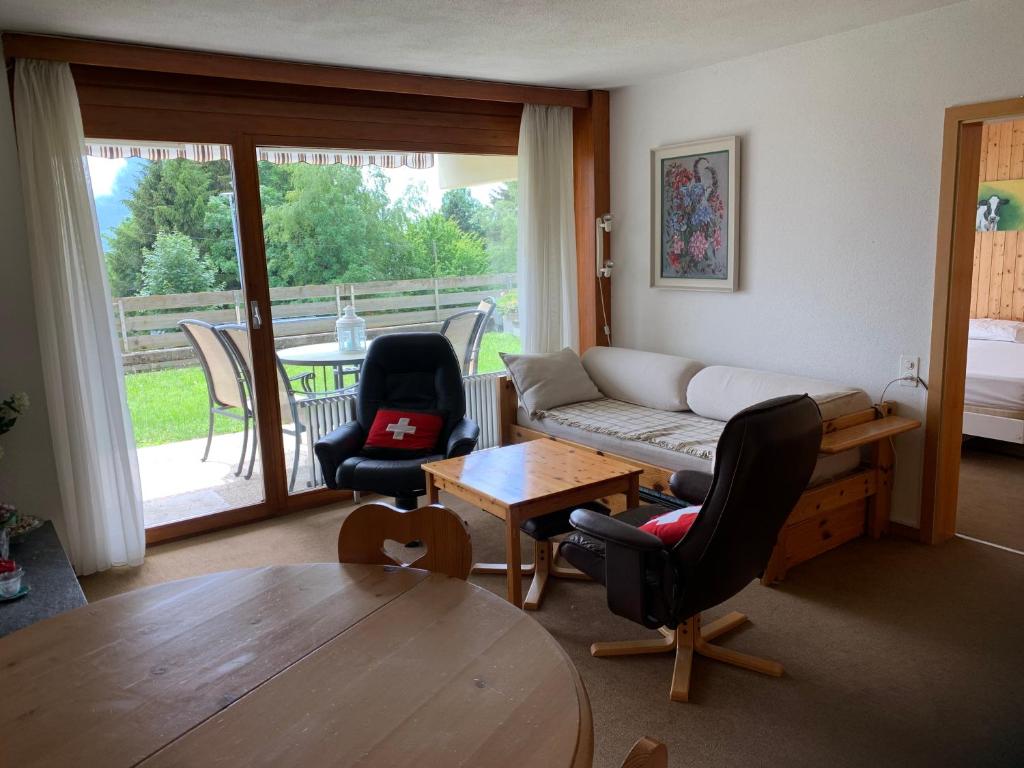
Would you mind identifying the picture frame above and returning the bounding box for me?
[651,135,739,291]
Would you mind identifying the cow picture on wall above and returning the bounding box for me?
[976,179,1024,232]
[652,135,739,291]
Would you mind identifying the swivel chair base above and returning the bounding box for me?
[590,611,783,702]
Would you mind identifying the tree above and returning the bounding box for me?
[405,213,490,278]
[141,231,218,295]
[475,182,518,273]
[262,164,409,286]
[105,216,148,297]
[441,188,484,237]
[202,195,242,290]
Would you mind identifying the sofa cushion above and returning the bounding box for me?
[501,347,603,416]
[581,347,704,411]
[686,366,872,422]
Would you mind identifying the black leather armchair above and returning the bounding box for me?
[560,394,822,702]
[314,333,480,509]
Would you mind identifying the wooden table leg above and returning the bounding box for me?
[505,512,523,608]
[626,475,640,509]
[427,475,439,504]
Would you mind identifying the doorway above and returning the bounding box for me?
[955,118,1024,552]
[922,99,1024,547]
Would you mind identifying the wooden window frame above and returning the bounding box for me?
[921,96,1024,544]
[3,33,610,543]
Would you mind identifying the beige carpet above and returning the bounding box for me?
[81,495,1024,768]
[958,439,1024,552]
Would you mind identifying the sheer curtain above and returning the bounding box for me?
[517,105,579,353]
[14,60,145,575]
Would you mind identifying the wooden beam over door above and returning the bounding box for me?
[2,33,591,108]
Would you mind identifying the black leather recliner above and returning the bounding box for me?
[314,333,480,509]
[560,394,822,702]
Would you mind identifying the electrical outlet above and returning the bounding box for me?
[899,355,920,387]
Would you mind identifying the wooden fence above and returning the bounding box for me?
[114,273,515,372]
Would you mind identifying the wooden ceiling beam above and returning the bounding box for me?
[2,32,591,108]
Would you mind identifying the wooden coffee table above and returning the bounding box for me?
[424,440,642,608]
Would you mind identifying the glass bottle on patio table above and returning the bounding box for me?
[336,305,367,353]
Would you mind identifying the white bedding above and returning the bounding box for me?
[965,339,1024,411]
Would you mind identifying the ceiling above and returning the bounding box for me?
[0,0,960,89]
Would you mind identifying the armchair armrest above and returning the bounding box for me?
[314,421,365,490]
[668,470,712,505]
[446,417,480,458]
[569,509,665,552]
[570,509,673,629]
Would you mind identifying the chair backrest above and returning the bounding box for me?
[337,502,473,579]
[355,332,466,450]
[620,737,668,768]
[671,394,822,621]
[219,323,298,426]
[179,319,247,410]
[440,297,495,375]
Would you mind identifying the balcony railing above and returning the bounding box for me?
[113,273,514,372]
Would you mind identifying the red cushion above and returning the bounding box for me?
[639,505,701,546]
[364,409,443,453]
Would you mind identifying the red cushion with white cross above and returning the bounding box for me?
[638,505,701,546]
[364,409,444,453]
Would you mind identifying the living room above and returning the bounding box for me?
[1,2,1022,766]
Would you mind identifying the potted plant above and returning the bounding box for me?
[497,290,518,333]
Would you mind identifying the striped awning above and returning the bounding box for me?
[84,140,434,169]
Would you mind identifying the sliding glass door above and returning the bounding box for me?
[86,133,522,537]
[254,145,520,497]
[86,140,267,533]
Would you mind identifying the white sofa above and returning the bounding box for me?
[500,346,916,583]
[517,347,872,488]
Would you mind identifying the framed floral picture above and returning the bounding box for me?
[651,136,739,291]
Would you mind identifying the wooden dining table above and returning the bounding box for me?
[1,564,593,767]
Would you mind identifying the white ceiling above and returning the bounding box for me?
[0,0,960,89]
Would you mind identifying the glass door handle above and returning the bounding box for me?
[249,300,263,330]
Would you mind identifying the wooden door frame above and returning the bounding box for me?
[920,96,1024,544]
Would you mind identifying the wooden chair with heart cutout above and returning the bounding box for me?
[338,502,473,580]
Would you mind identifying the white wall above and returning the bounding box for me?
[610,0,1024,526]
[0,42,65,531]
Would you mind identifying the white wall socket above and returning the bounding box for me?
[899,355,920,387]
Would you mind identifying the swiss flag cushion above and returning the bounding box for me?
[639,505,701,546]
[364,409,443,454]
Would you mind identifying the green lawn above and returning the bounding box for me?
[125,332,521,447]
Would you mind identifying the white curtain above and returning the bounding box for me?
[517,105,579,353]
[15,60,145,575]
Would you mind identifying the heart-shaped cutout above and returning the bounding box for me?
[381,538,427,567]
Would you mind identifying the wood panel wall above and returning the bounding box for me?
[969,119,1024,320]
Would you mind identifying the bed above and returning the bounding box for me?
[963,321,1024,444]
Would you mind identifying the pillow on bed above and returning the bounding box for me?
[500,347,604,416]
[968,318,1024,343]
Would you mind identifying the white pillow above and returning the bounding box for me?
[687,366,871,422]
[581,346,704,411]
[500,348,604,416]
[968,318,1024,343]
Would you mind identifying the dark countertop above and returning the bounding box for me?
[0,521,86,638]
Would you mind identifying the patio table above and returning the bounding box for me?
[277,340,371,389]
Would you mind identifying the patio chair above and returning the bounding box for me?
[440,297,495,376]
[178,319,253,477]
[219,324,340,492]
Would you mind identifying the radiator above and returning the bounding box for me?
[298,372,503,488]
[462,371,504,449]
